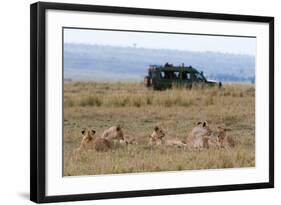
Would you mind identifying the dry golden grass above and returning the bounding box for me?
[64,82,255,176]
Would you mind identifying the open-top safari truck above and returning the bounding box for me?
[144,63,222,90]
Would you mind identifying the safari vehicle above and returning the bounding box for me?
[144,63,222,90]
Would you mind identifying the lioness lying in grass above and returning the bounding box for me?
[76,128,111,152]
[149,126,186,148]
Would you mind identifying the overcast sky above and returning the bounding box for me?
[64,28,256,56]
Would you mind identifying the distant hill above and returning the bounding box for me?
[64,43,255,83]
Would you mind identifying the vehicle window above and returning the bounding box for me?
[174,72,180,79]
[160,71,179,79]
[195,73,204,80]
[160,71,165,78]
[182,72,191,80]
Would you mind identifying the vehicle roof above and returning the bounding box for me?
[149,65,199,73]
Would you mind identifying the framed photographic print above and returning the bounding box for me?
[30,2,274,203]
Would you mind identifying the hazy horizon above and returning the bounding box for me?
[64,28,256,56]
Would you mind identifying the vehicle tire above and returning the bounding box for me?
[144,76,151,87]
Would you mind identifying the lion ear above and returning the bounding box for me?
[81,128,86,135]
[203,121,208,127]
[197,121,202,125]
[154,126,159,131]
[116,125,121,131]
[92,130,96,134]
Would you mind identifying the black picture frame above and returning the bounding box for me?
[30,2,274,203]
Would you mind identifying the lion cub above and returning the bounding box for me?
[101,125,124,142]
[149,126,165,145]
[149,126,186,147]
[77,128,111,152]
[216,126,235,148]
[77,128,96,151]
[186,121,212,149]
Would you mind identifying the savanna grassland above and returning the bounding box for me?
[64,82,255,176]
